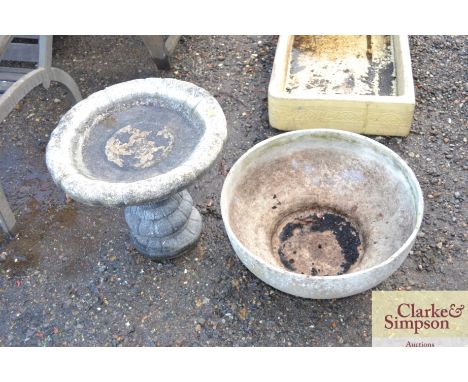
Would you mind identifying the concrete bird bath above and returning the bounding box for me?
[221,129,424,299]
[46,78,226,260]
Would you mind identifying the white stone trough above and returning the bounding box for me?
[268,35,415,136]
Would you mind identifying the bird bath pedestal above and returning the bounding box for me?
[46,78,226,260]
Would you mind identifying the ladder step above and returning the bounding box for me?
[2,42,39,63]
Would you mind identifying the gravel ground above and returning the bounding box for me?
[0,35,466,346]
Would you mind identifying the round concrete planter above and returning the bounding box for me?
[221,129,424,299]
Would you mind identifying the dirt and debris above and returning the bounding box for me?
[287,35,396,95]
[274,210,363,276]
[0,35,467,346]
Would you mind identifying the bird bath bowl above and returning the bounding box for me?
[221,129,423,299]
[46,78,226,260]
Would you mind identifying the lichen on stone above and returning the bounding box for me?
[104,124,174,169]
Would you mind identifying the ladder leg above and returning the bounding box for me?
[0,183,16,235]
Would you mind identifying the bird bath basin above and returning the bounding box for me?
[221,129,423,299]
[46,78,226,260]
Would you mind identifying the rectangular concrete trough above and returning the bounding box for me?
[268,35,415,136]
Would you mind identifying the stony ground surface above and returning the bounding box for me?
[0,35,466,346]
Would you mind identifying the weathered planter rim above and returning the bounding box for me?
[46,78,227,206]
[221,129,424,298]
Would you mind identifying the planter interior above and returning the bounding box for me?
[287,35,396,96]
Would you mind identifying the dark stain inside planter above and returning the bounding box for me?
[272,209,364,276]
